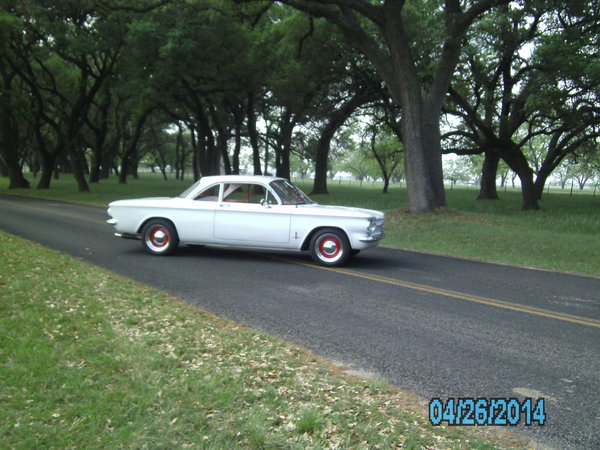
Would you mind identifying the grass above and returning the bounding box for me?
[0,231,527,448]
[4,173,597,275]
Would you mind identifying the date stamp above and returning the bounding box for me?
[429,397,546,426]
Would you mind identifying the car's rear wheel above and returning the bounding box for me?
[309,228,351,267]
[141,219,179,255]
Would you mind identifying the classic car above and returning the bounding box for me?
[107,175,384,267]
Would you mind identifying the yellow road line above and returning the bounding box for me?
[0,199,107,226]
[272,256,600,329]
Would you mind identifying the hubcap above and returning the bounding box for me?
[317,235,342,261]
[151,229,168,246]
[147,226,169,251]
[320,239,339,257]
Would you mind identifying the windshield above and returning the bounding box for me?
[270,180,313,205]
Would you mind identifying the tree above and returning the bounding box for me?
[567,145,600,190]
[369,130,403,194]
[2,0,123,191]
[444,156,473,188]
[264,10,348,181]
[84,80,118,183]
[344,141,377,183]
[527,4,600,199]
[0,6,34,189]
[443,2,545,207]
[357,105,404,194]
[310,49,382,195]
[236,0,512,213]
[444,2,599,208]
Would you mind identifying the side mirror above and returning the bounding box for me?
[260,198,271,208]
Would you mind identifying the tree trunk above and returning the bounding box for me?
[246,92,262,175]
[88,128,108,183]
[275,110,294,181]
[0,107,30,188]
[3,157,30,189]
[501,146,540,210]
[198,126,219,176]
[0,141,30,189]
[382,174,390,194]
[264,122,271,175]
[210,102,231,175]
[277,122,293,181]
[477,151,500,200]
[36,150,58,189]
[100,149,113,179]
[311,138,330,195]
[69,147,90,192]
[119,110,151,184]
[174,125,183,179]
[37,163,52,189]
[89,156,101,183]
[220,138,231,174]
[277,144,291,180]
[534,138,569,200]
[232,107,243,175]
[376,21,448,212]
[399,100,446,213]
[189,127,200,180]
[534,166,552,201]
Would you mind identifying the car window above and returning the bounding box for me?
[223,183,268,203]
[270,180,312,205]
[194,184,220,201]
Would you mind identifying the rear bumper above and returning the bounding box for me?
[108,217,138,239]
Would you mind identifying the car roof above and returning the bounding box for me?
[197,175,285,188]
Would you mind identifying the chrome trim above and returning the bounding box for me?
[115,232,140,240]
[107,218,117,225]
[359,232,385,242]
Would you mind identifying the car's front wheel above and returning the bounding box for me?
[141,219,179,255]
[309,228,351,267]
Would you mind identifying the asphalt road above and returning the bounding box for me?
[1,194,599,449]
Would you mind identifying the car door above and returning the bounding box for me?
[214,183,291,245]
[171,183,220,243]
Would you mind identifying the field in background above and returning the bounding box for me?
[2,173,599,276]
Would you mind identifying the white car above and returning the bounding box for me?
[107,175,384,266]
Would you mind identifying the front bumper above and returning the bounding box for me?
[359,231,385,243]
[360,217,385,242]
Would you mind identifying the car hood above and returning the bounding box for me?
[296,203,384,219]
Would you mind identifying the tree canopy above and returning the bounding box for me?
[0,0,597,212]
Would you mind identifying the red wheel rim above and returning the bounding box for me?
[149,227,169,248]
[318,236,341,259]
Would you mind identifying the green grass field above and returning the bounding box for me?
[3,173,599,276]
[0,231,527,448]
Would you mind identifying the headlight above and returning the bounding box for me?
[367,217,377,233]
